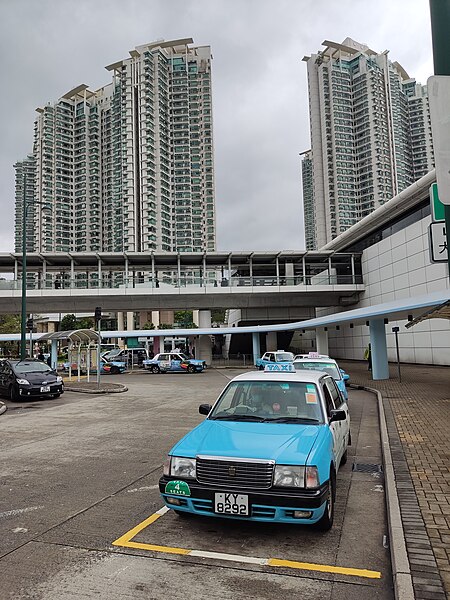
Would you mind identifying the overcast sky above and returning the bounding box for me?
[0,0,434,253]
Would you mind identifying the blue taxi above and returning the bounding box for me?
[255,350,294,371]
[143,352,206,374]
[160,364,350,530]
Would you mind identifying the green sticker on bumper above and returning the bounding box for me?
[165,480,191,497]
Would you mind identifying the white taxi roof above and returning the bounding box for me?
[293,357,338,364]
[230,370,329,385]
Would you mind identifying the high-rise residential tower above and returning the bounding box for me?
[302,38,434,250]
[14,38,216,254]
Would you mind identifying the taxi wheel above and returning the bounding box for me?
[174,510,191,518]
[340,449,348,466]
[316,469,335,531]
[151,365,160,374]
[110,366,120,374]
[52,393,61,399]
[258,365,264,371]
[187,365,196,374]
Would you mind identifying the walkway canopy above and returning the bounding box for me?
[39,329,100,379]
[39,329,100,344]
[405,299,450,329]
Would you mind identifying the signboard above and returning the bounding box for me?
[127,337,140,348]
[430,184,445,222]
[428,76,450,205]
[429,222,448,262]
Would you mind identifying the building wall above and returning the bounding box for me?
[303,38,435,250]
[324,214,450,365]
[14,39,216,255]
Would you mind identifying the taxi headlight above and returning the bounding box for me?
[56,376,63,383]
[170,456,196,479]
[16,378,30,385]
[273,465,305,488]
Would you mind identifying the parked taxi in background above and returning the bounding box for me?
[293,353,349,401]
[160,364,350,530]
[143,352,206,374]
[255,350,294,371]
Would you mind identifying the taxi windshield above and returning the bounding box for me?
[294,361,340,380]
[14,362,53,374]
[209,380,324,423]
[275,353,294,362]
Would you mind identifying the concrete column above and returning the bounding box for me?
[192,310,200,326]
[153,336,160,355]
[252,332,261,366]
[71,259,75,286]
[316,328,329,355]
[286,261,294,285]
[117,312,124,331]
[50,339,58,371]
[126,312,134,331]
[369,319,389,380]
[151,311,160,327]
[266,331,277,351]
[197,310,212,365]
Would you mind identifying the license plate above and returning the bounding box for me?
[40,386,50,392]
[214,493,249,516]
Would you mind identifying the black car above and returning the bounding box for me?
[0,359,64,402]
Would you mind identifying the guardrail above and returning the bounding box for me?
[0,274,363,292]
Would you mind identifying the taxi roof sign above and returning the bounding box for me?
[264,363,296,373]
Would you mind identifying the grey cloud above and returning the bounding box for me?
[0,0,433,254]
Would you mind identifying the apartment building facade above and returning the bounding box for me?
[14,38,216,254]
[302,38,434,250]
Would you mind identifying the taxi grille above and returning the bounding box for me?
[196,456,274,490]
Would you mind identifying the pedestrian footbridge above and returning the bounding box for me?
[0,250,364,313]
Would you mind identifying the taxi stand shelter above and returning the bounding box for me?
[39,329,101,383]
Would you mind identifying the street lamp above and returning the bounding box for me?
[20,175,51,359]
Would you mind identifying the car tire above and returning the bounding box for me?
[110,366,120,374]
[316,469,336,531]
[174,510,191,518]
[187,365,196,374]
[258,365,264,371]
[340,448,348,466]
[52,393,61,399]
[9,385,19,402]
[151,365,160,374]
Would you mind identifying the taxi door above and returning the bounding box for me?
[169,353,183,371]
[322,378,343,466]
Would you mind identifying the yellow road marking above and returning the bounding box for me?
[112,508,382,580]
[268,558,381,579]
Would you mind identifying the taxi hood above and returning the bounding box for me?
[170,419,320,465]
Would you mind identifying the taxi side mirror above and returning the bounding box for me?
[329,409,346,423]
[199,404,212,415]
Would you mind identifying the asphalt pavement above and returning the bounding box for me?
[0,368,393,599]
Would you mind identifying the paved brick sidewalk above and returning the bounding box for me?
[341,360,449,599]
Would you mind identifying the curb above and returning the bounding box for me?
[351,384,414,600]
[64,385,128,394]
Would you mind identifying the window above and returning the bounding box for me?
[325,378,341,407]
[322,380,336,416]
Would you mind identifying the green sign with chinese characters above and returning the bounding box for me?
[431,183,445,222]
[165,480,191,497]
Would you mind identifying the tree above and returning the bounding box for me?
[60,314,94,331]
[142,322,155,330]
[0,314,21,334]
[211,309,226,323]
[175,310,193,326]
[60,314,78,331]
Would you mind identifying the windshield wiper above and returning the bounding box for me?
[262,417,320,424]
[210,414,266,422]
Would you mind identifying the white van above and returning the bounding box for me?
[103,347,148,366]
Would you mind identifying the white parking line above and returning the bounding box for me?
[0,505,44,519]
[127,485,159,493]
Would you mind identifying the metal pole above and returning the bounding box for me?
[97,323,101,388]
[395,330,401,383]
[429,0,450,282]
[29,321,33,358]
[20,175,27,359]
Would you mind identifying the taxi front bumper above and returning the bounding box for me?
[159,477,329,523]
